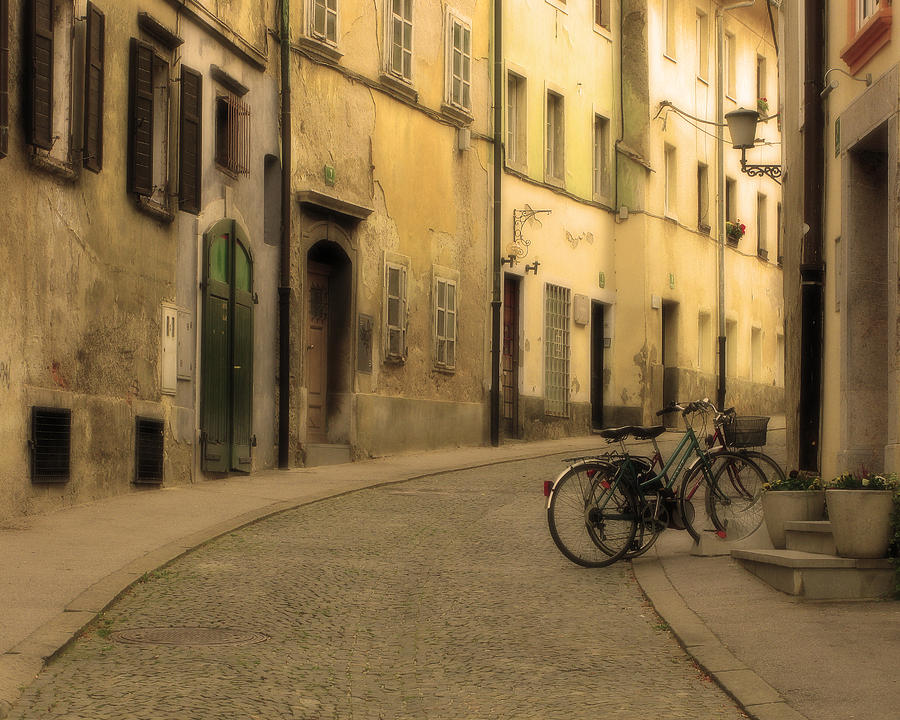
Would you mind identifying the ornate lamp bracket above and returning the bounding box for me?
[510,205,552,259]
[739,148,782,184]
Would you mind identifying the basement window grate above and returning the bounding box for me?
[135,417,164,484]
[31,407,72,483]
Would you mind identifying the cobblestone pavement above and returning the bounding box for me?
[9,456,746,720]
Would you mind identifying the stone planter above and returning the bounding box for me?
[825,489,894,559]
[762,490,826,548]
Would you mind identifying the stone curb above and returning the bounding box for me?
[631,553,809,720]
[0,441,606,718]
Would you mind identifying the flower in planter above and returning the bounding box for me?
[757,97,769,117]
[725,220,745,242]
[827,470,899,491]
[764,470,821,492]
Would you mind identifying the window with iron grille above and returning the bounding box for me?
[384,259,408,363]
[434,276,457,371]
[446,10,471,112]
[30,407,71,483]
[310,0,338,45]
[215,94,250,176]
[134,417,164,484]
[387,0,413,82]
[544,284,570,417]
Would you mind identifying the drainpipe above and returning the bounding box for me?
[715,0,756,411]
[278,0,292,468]
[799,0,825,472]
[490,0,503,447]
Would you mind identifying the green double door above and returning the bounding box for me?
[201,219,253,473]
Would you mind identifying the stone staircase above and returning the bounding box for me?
[731,520,894,600]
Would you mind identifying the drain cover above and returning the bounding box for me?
[110,627,269,647]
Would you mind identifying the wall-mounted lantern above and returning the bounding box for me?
[724,108,782,183]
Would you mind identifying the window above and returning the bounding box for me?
[859,0,880,24]
[725,319,737,378]
[724,32,736,98]
[696,11,708,81]
[594,0,610,30]
[433,273,458,371]
[756,54,766,103]
[82,3,105,172]
[507,72,526,166]
[757,193,768,259]
[546,90,564,182]
[725,176,736,223]
[128,14,182,214]
[841,0,890,74]
[776,201,783,265]
[0,0,8,158]
[751,327,762,383]
[310,0,338,45]
[544,284,570,417]
[215,94,251,176]
[446,10,471,113]
[387,0,413,82]
[664,144,676,218]
[697,163,709,230]
[178,65,202,214]
[776,334,785,387]
[664,0,676,58]
[384,257,409,362]
[698,313,711,372]
[593,114,610,200]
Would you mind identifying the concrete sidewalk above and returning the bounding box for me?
[2,421,895,720]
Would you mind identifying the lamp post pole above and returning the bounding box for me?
[716,0,756,411]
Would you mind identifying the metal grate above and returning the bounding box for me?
[544,284,571,417]
[31,407,71,483]
[215,94,251,176]
[135,417,164,484]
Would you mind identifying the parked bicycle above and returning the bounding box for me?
[545,401,768,567]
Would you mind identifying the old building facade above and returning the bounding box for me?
[782,1,900,479]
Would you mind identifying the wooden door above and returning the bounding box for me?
[230,233,253,472]
[502,276,520,437]
[591,302,604,429]
[306,263,329,443]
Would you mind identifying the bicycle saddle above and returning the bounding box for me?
[598,426,638,441]
[631,425,666,440]
[599,425,666,442]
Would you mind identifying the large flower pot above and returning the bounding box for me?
[762,490,826,548]
[825,489,894,559]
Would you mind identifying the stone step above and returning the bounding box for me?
[304,443,352,467]
[784,520,836,555]
[732,548,894,600]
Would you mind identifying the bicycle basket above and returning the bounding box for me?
[724,415,769,448]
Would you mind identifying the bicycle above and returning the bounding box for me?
[706,403,786,487]
[546,402,768,567]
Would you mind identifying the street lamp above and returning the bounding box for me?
[724,107,782,182]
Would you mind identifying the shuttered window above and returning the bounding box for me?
[0,0,8,158]
[385,262,408,362]
[215,94,250,176]
[82,2,104,172]
[447,13,471,111]
[28,0,54,150]
[128,38,155,196]
[179,65,202,213]
[434,277,457,370]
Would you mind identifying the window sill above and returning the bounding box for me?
[698,223,711,235]
[379,72,418,104]
[841,5,892,75]
[593,24,612,42]
[544,173,566,190]
[30,150,78,182]
[757,248,769,261]
[663,53,677,64]
[505,158,528,175]
[697,75,709,86]
[440,103,473,126]
[298,36,342,65]
[433,365,456,375]
[135,195,175,223]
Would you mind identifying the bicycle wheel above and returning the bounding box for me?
[586,462,662,559]
[678,452,746,543]
[707,454,766,542]
[547,462,638,567]
[738,449,786,487]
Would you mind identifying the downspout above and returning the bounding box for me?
[278,0,292,468]
[799,0,825,471]
[490,0,502,447]
[715,0,756,411]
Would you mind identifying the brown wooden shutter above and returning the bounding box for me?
[179,65,202,214]
[83,2,104,172]
[128,38,154,196]
[1,0,9,158]
[29,0,53,149]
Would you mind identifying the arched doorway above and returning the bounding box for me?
[201,219,253,473]
[305,237,352,445]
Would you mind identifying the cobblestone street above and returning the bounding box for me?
[9,456,746,719]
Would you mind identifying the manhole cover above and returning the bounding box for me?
[110,627,269,647]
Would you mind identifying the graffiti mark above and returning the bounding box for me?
[50,361,70,390]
